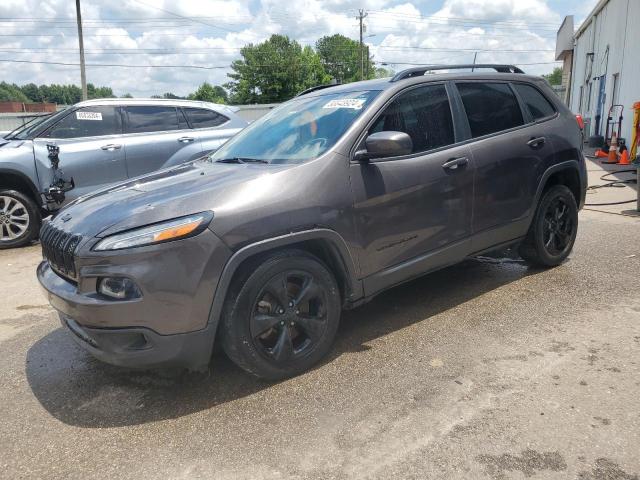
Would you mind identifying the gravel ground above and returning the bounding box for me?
[0,160,638,480]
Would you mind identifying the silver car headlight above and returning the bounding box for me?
[93,212,213,251]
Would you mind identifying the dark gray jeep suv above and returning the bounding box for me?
[38,65,587,380]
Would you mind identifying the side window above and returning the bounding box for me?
[512,83,556,121]
[457,82,524,138]
[183,108,229,128]
[369,84,455,154]
[124,106,181,134]
[45,106,121,139]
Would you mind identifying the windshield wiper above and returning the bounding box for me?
[215,157,269,164]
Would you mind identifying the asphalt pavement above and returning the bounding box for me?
[0,160,638,479]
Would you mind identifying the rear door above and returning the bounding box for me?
[33,105,127,201]
[453,81,556,250]
[122,105,202,178]
[182,106,237,154]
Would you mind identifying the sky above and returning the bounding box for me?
[0,0,600,97]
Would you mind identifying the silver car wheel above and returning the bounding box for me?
[0,195,30,242]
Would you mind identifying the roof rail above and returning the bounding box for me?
[390,64,524,82]
[296,83,341,97]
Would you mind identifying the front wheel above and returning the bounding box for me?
[221,250,341,380]
[519,184,578,267]
[0,190,41,249]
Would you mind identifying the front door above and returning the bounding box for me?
[349,83,474,291]
[34,105,128,203]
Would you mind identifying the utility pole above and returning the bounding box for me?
[357,9,368,81]
[75,0,87,100]
[472,51,478,72]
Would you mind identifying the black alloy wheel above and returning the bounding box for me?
[250,270,329,364]
[542,196,574,256]
[519,184,578,267]
[221,249,341,380]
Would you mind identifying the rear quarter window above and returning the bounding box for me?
[512,83,556,121]
[456,82,524,138]
[183,108,229,128]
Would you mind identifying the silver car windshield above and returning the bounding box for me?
[210,90,380,164]
[7,108,69,140]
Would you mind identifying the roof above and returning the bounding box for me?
[300,70,542,97]
[575,0,610,38]
[75,97,230,111]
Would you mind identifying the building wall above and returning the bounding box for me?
[570,0,639,143]
[0,102,57,113]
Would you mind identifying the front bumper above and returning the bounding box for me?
[58,313,215,370]
[37,229,232,370]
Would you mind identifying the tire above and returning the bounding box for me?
[0,189,41,249]
[519,184,578,267]
[221,249,341,380]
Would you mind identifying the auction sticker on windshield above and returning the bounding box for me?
[322,98,366,110]
[76,111,103,121]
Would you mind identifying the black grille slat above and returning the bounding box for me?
[40,222,81,280]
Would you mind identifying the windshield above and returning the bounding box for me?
[6,108,68,140]
[210,90,380,164]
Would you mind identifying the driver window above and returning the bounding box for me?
[45,106,121,139]
[370,84,455,154]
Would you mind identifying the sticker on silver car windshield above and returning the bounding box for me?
[322,99,366,110]
[76,111,103,121]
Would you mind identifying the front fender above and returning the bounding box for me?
[0,141,40,196]
[205,228,363,340]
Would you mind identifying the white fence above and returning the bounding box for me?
[0,112,51,133]
[233,103,278,122]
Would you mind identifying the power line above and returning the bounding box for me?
[0,58,335,69]
[0,58,228,69]
[366,10,561,28]
[129,0,238,34]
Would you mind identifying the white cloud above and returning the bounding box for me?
[0,0,575,98]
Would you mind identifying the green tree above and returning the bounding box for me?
[87,84,114,99]
[121,93,133,98]
[316,34,375,83]
[226,34,330,104]
[187,82,227,103]
[0,82,30,102]
[373,67,393,79]
[543,67,563,85]
[20,83,42,102]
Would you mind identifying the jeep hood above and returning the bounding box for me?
[50,159,292,238]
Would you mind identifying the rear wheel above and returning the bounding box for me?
[519,184,578,267]
[221,249,341,380]
[0,190,41,249]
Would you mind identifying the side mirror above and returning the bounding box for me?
[355,131,413,162]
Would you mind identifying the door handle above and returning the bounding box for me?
[178,137,195,143]
[101,144,121,151]
[527,136,546,148]
[442,156,469,170]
